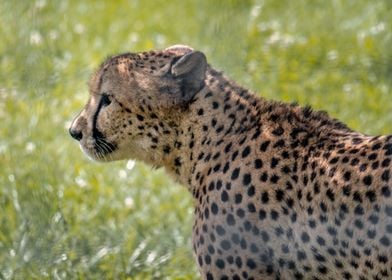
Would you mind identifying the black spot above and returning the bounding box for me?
[343,171,351,181]
[216,225,225,236]
[163,145,171,154]
[224,143,232,153]
[174,157,181,167]
[260,231,269,242]
[281,244,289,254]
[318,266,328,274]
[275,189,284,201]
[350,261,358,269]
[211,202,219,215]
[365,190,376,202]
[242,146,251,158]
[326,189,335,201]
[297,251,307,261]
[354,219,363,229]
[317,236,326,246]
[235,193,242,204]
[345,228,353,238]
[270,157,279,168]
[259,209,267,220]
[236,208,245,218]
[227,214,235,225]
[235,257,242,268]
[260,141,271,152]
[231,168,240,180]
[381,170,390,182]
[254,159,263,169]
[243,173,251,185]
[386,224,392,234]
[381,186,391,197]
[198,255,203,266]
[221,191,229,202]
[335,260,343,268]
[260,172,268,182]
[231,150,238,161]
[367,229,377,239]
[363,175,372,186]
[271,210,279,220]
[354,205,364,215]
[248,203,256,213]
[301,232,310,243]
[270,174,280,184]
[353,191,362,202]
[222,162,230,173]
[220,240,231,250]
[330,157,339,164]
[215,259,225,269]
[327,227,337,236]
[250,243,259,253]
[231,233,240,245]
[206,272,213,280]
[314,253,326,262]
[281,165,291,174]
[384,143,392,155]
[261,192,269,203]
[266,264,274,274]
[272,127,284,136]
[382,158,391,167]
[246,259,257,269]
[208,181,215,191]
[369,214,379,225]
[247,185,255,197]
[365,260,374,269]
[386,206,392,217]
[274,139,285,148]
[308,219,316,228]
[359,163,367,172]
[327,248,337,256]
[378,255,388,263]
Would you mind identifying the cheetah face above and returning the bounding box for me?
[69,46,207,163]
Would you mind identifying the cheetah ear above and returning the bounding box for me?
[170,51,207,101]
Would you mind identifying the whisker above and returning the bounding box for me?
[96,138,111,155]
[95,137,115,161]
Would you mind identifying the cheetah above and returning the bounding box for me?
[69,45,392,279]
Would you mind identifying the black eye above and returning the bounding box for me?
[101,94,111,107]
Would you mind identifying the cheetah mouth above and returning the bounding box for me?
[81,140,117,162]
[80,134,118,162]
[93,137,117,156]
[91,127,117,159]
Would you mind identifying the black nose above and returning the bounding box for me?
[69,127,83,141]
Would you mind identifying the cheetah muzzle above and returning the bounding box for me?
[70,45,392,279]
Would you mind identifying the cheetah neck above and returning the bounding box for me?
[161,68,268,190]
[160,67,356,194]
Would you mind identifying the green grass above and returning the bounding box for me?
[0,0,391,279]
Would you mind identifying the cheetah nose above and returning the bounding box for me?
[69,127,83,141]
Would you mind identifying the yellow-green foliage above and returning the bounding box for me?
[0,1,391,279]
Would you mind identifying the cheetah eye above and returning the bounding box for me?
[101,93,112,107]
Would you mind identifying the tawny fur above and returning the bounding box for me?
[70,46,392,280]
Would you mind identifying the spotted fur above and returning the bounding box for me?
[70,45,392,279]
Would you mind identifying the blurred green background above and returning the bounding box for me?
[0,0,391,279]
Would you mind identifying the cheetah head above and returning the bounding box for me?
[69,45,207,164]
